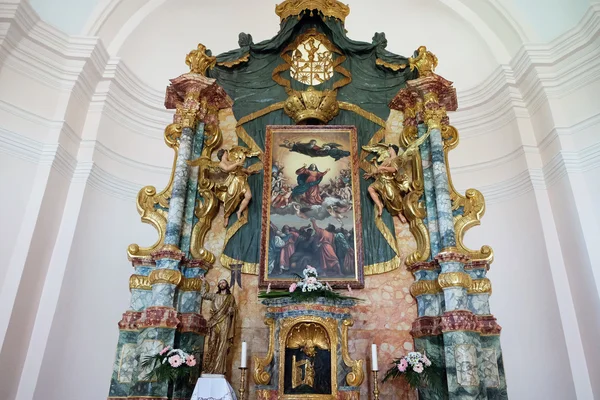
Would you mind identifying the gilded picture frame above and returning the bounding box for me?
[260,125,364,289]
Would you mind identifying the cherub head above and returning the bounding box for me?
[217,148,228,161]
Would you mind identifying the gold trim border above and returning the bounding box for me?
[438,272,472,289]
[468,278,492,295]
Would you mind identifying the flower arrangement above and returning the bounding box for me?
[382,351,443,393]
[258,266,360,302]
[140,346,198,382]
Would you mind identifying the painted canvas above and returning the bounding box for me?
[260,125,364,288]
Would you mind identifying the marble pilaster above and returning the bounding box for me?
[428,127,456,249]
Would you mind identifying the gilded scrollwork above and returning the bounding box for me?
[443,125,494,263]
[185,43,216,76]
[127,123,180,260]
[253,318,275,385]
[409,45,438,77]
[341,320,364,387]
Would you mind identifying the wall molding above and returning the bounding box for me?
[0,1,598,144]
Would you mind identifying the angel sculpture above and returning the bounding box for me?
[189,146,260,227]
[362,131,431,222]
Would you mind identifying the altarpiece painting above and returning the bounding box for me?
[260,125,364,288]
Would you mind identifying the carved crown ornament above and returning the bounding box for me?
[283,86,340,124]
[275,0,350,24]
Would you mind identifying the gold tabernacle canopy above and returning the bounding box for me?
[275,0,350,24]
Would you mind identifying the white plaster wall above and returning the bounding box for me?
[0,153,36,287]
[32,183,157,400]
[0,169,71,400]
[470,191,577,399]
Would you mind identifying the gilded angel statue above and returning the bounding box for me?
[189,146,260,227]
[362,131,431,222]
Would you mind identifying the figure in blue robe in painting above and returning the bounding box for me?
[292,164,330,205]
[280,139,350,161]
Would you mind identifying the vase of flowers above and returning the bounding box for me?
[140,346,198,382]
[382,351,443,394]
[258,265,360,302]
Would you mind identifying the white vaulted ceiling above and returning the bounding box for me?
[26,0,596,91]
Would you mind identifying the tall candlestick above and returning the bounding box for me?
[371,344,378,371]
[241,341,247,368]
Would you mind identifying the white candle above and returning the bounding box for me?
[371,344,378,371]
[241,341,247,368]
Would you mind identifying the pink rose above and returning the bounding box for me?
[413,362,424,373]
[169,355,183,368]
[306,277,317,285]
[289,283,297,292]
[159,346,171,355]
[185,355,196,367]
[422,354,431,367]
[398,358,408,372]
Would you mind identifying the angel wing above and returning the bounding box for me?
[187,156,220,170]
[231,146,260,158]
[398,129,432,162]
[361,143,392,163]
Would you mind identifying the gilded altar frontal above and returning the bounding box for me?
[107,0,506,399]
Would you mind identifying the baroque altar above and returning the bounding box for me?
[106,0,508,399]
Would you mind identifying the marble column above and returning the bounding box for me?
[180,122,205,257]
[411,75,486,400]
[418,122,442,258]
[107,71,232,400]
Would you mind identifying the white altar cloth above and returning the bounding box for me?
[191,374,237,400]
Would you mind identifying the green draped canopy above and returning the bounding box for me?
[207,12,418,273]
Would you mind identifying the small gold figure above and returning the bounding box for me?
[292,356,316,389]
[190,146,260,227]
[201,278,237,375]
[362,131,431,222]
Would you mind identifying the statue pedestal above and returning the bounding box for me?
[191,374,237,400]
[253,297,363,399]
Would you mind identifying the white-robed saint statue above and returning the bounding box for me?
[200,278,237,375]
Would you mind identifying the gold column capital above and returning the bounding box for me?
[438,271,472,289]
[129,274,151,291]
[148,269,182,286]
[468,278,492,295]
[410,279,442,296]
